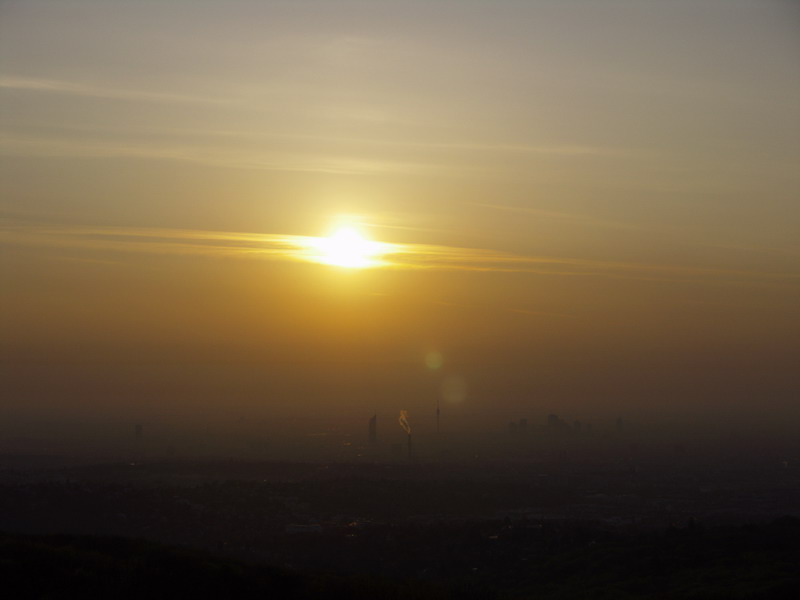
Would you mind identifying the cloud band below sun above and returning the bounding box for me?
[1,220,797,287]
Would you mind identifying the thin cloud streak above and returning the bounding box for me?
[0,77,230,106]
[1,222,797,287]
[472,202,642,231]
[0,134,440,176]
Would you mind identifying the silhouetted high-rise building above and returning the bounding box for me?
[368,414,377,445]
[547,414,569,432]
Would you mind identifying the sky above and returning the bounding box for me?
[1,0,799,443]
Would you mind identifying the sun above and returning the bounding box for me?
[313,226,383,268]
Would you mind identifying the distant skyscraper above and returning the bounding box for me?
[368,414,377,445]
[547,414,569,432]
[132,423,145,461]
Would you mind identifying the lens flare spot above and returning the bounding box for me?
[425,351,443,370]
[441,375,467,404]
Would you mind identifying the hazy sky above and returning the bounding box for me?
[2,1,799,436]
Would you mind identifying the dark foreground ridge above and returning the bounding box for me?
[3,517,799,599]
[2,457,799,598]
[0,532,448,600]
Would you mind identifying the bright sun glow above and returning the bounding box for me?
[313,226,383,268]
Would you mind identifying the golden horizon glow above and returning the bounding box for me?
[1,0,798,438]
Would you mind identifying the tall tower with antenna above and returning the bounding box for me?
[368,413,377,445]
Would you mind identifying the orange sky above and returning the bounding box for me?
[1,1,798,437]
